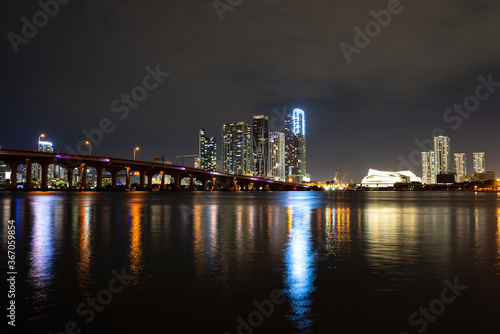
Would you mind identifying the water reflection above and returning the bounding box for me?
[77,197,93,296]
[128,203,144,285]
[496,208,500,275]
[28,195,56,319]
[283,204,316,333]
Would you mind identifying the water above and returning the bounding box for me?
[1,191,500,333]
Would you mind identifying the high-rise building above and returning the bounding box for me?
[434,136,451,176]
[268,131,285,181]
[38,141,54,153]
[473,152,485,173]
[222,122,251,175]
[285,108,306,182]
[252,115,269,177]
[422,151,436,184]
[454,153,467,183]
[199,129,217,171]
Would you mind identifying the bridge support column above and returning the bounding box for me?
[96,166,103,190]
[211,177,218,191]
[188,174,195,191]
[111,169,118,189]
[125,168,130,190]
[81,164,87,190]
[41,162,49,191]
[139,171,146,190]
[25,159,32,190]
[7,162,20,190]
[66,168,74,189]
[160,171,166,191]
[146,172,154,191]
[232,179,238,191]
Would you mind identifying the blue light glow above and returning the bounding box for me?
[292,109,305,136]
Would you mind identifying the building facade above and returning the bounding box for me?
[434,136,451,176]
[222,122,252,175]
[422,151,436,184]
[454,153,467,182]
[252,115,269,177]
[268,131,285,181]
[285,109,306,182]
[473,152,485,173]
[199,129,217,171]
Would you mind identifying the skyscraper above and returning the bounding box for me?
[252,115,269,177]
[222,122,252,175]
[473,152,485,173]
[199,129,217,171]
[285,108,306,182]
[268,131,285,181]
[454,153,467,183]
[434,136,451,176]
[422,151,436,184]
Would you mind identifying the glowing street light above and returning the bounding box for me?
[133,147,139,160]
[85,141,92,156]
[38,133,45,151]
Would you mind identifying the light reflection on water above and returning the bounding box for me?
[128,203,144,285]
[77,197,93,296]
[283,203,316,333]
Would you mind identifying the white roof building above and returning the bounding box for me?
[361,169,422,188]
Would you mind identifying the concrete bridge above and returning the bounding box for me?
[0,148,311,191]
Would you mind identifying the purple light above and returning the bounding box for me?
[55,154,109,162]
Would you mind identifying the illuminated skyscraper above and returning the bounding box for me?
[434,136,451,176]
[252,115,269,177]
[473,152,485,173]
[285,109,306,182]
[268,131,285,181]
[199,129,217,171]
[422,151,436,184]
[222,122,251,175]
[454,153,467,183]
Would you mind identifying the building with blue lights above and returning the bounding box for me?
[199,129,217,171]
[222,121,252,175]
[252,114,269,177]
[285,109,306,183]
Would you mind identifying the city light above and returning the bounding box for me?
[85,141,91,156]
[38,133,45,151]
[134,147,140,160]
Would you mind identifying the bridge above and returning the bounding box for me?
[0,148,311,191]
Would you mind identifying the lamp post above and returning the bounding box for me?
[134,147,139,160]
[38,134,45,151]
[85,141,91,156]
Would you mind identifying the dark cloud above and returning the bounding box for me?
[1,0,499,181]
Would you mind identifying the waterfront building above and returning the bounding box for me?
[268,131,285,181]
[434,136,451,176]
[361,169,422,188]
[199,129,217,171]
[285,108,306,183]
[252,115,269,177]
[422,151,436,184]
[473,152,485,173]
[222,122,252,175]
[454,153,467,183]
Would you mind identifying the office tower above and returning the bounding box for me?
[38,141,54,153]
[285,108,306,182]
[422,151,436,184]
[434,136,451,175]
[268,131,285,181]
[252,115,269,177]
[199,129,217,171]
[473,152,485,173]
[454,153,467,183]
[222,122,251,175]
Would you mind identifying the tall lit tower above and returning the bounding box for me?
[454,153,467,183]
[199,129,217,171]
[222,122,251,175]
[252,115,269,177]
[285,108,306,182]
[434,136,451,176]
[268,131,285,181]
[473,152,485,173]
[422,151,436,184]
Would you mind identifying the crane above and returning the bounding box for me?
[339,173,349,184]
[175,154,198,166]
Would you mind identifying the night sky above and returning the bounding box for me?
[2,0,499,182]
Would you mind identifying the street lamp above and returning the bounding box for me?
[134,147,139,160]
[85,141,91,156]
[38,134,45,151]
